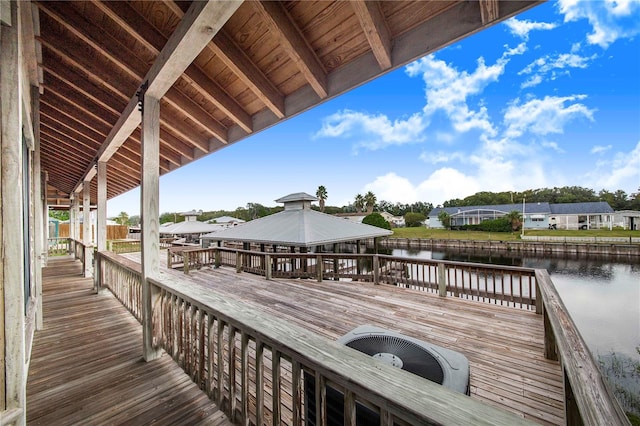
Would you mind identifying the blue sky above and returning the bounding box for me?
[108,0,640,217]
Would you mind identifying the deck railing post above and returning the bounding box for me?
[316,255,323,282]
[94,250,102,293]
[438,263,447,297]
[535,279,543,314]
[215,249,221,268]
[265,254,272,280]
[373,255,380,285]
[183,251,190,275]
[543,308,558,361]
[236,252,243,273]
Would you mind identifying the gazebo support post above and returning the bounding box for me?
[333,243,339,280]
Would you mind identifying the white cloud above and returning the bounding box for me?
[591,144,613,154]
[363,173,420,203]
[314,110,426,150]
[406,55,505,136]
[558,0,640,48]
[584,141,640,189]
[504,17,558,40]
[542,141,565,153]
[418,151,466,164]
[519,52,597,88]
[503,95,595,138]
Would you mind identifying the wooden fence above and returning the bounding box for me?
[57,223,128,240]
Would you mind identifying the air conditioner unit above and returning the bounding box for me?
[305,325,470,426]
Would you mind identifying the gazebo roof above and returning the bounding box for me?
[159,220,220,235]
[201,192,392,247]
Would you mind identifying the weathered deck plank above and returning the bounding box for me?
[133,253,564,425]
[26,256,232,426]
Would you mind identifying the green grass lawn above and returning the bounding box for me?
[391,227,640,241]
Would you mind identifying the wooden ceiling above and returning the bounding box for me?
[35,0,540,207]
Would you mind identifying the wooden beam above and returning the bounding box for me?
[144,1,242,99]
[480,0,499,25]
[94,1,238,137]
[351,1,392,70]
[71,0,242,194]
[164,2,285,118]
[254,1,327,99]
[211,30,285,118]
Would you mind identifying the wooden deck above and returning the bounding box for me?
[126,252,565,425]
[26,257,232,426]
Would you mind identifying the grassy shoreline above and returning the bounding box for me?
[390,227,640,241]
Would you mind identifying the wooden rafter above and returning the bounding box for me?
[480,0,499,25]
[352,1,392,70]
[97,0,255,131]
[254,1,328,99]
[71,0,242,192]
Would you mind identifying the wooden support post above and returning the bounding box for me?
[1,1,26,421]
[183,251,190,275]
[543,308,558,361]
[96,161,107,252]
[373,254,380,285]
[316,255,323,282]
[355,240,361,279]
[332,243,338,281]
[32,85,44,329]
[236,251,243,273]
[83,179,92,278]
[438,263,447,297]
[140,94,162,362]
[69,194,76,246]
[95,161,107,291]
[265,254,272,280]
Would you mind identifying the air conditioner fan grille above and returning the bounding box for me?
[345,335,444,384]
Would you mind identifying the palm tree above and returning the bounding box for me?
[505,210,522,232]
[364,191,377,213]
[316,185,328,212]
[354,194,365,213]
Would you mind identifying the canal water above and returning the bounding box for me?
[390,247,640,414]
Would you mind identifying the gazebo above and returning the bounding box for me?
[160,209,221,244]
[200,192,392,253]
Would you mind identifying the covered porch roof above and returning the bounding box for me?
[31,0,541,207]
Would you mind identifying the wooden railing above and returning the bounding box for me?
[97,250,629,426]
[535,270,630,425]
[97,251,532,425]
[170,248,537,310]
[47,237,70,256]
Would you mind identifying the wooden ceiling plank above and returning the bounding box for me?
[43,3,227,146]
[254,1,327,99]
[143,0,243,99]
[95,0,233,140]
[169,1,285,118]
[71,0,242,193]
[211,30,285,118]
[163,87,228,144]
[480,0,500,25]
[351,1,392,70]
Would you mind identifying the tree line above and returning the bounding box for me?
[48,185,640,226]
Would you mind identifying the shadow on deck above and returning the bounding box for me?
[26,256,231,426]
